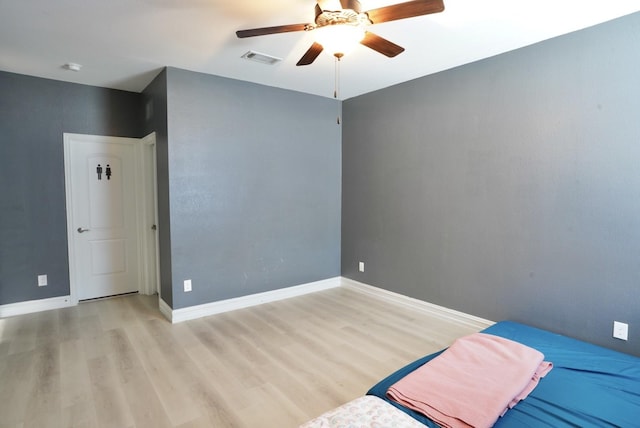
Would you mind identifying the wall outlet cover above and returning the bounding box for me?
[184,279,192,292]
[358,262,365,272]
[38,274,48,287]
[613,321,628,341]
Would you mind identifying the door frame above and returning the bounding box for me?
[139,132,161,297]
[63,133,159,305]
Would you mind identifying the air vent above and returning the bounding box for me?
[62,62,82,72]
[241,51,282,65]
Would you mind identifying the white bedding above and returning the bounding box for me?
[299,395,425,428]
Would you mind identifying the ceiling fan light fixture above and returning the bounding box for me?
[236,0,446,66]
[314,24,366,56]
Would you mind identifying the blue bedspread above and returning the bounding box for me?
[367,321,640,427]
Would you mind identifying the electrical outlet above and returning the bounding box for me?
[613,321,628,341]
[183,279,192,292]
[358,261,365,272]
[38,274,47,287]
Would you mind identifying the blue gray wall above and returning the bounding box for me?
[342,13,640,355]
[156,68,342,309]
[0,71,143,305]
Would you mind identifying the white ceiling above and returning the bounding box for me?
[1,0,639,100]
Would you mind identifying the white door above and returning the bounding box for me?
[65,134,145,301]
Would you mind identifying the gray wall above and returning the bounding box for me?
[342,13,640,355]
[163,68,342,309]
[0,71,143,305]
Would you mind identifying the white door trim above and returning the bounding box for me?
[64,133,158,304]
[139,132,160,296]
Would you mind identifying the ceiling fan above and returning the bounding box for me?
[236,0,445,66]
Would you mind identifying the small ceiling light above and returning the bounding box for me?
[63,62,82,72]
[314,24,366,56]
[241,51,282,65]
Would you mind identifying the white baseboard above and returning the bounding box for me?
[158,297,172,321]
[162,276,342,323]
[0,279,493,332]
[159,276,493,328]
[0,295,73,318]
[341,277,494,331]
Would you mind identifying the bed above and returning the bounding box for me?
[302,321,640,427]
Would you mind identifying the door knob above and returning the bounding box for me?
[77,227,90,233]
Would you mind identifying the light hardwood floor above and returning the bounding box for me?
[0,286,484,428]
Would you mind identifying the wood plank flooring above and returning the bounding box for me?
[0,286,483,428]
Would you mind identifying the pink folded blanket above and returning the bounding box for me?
[386,333,552,428]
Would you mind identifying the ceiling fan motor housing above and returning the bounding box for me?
[314,0,371,29]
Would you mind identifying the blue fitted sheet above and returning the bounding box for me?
[367,321,640,427]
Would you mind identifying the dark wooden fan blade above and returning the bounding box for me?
[365,0,444,24]
[297,42,324,66]
[360,32,404,57]
[236,23,308,38]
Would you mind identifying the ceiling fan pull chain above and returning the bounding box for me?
[334,53,342,124]
[334,54,340,99]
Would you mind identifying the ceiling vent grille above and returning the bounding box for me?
[241,51,282,65]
